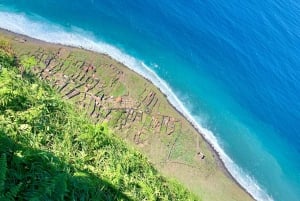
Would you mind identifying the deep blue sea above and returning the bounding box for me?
[0,1,299,200]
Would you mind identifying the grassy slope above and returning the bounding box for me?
[0,43,199,200]
[0,30,255,201]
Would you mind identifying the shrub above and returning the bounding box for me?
[0,39,15,70]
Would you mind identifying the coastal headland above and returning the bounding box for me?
[0,29,254,201]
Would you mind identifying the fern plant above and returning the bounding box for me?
[0,154,7,194]
[0,154,22,201]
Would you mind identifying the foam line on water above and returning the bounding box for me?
[0,10,273,201]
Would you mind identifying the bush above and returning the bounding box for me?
[0,49,14,69]
[20,55,37,76]
[0,39,14,69]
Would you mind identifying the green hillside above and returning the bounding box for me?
[0,40,199,200]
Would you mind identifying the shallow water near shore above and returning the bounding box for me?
[0,1,300,200]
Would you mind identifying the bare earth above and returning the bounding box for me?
[0,29,254,201]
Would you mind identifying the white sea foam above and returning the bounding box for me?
[0,11,273,201]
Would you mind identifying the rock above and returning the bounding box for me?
[197,152,206,160]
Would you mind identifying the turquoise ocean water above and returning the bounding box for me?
[0,1,299,200]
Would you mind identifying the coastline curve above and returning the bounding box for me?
[0,10,273,201]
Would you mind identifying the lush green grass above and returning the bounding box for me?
[0,42,200,200]
[112,83,127,97]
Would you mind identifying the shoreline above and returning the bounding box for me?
[0,28,255,200]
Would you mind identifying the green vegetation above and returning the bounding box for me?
[20,55,37,76]
[0,38,14,69]
[112,83,127,97]
[0,41,199,200]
